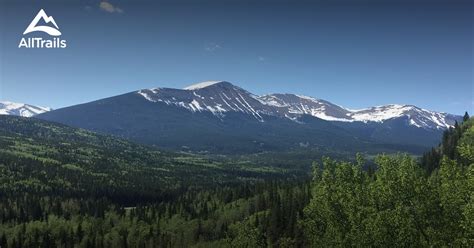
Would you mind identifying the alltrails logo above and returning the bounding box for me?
[18,9,67,48]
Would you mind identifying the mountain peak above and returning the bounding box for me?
[183,81,231,90]
[0,101,51,117]
[348,104,456,129]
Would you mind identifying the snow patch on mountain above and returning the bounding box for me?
[184,81,224,90]
[258,93,353,122]
[0,101,51,117]
[348,104,455,129]
[137,81,460,130]
[350,104,410,122]
[138,88,160,102]
[255,95,287,107]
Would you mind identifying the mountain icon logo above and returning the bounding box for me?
[23,9,61,36]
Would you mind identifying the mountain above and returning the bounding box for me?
[137,81,458,129]
[138,81,271,122]
[36,81,461,153]
[0,101,51,117]
[346,104,458,129]
[258,95,458,130]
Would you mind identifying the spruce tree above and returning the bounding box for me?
[463,111,470,122]
[0,233,6,248]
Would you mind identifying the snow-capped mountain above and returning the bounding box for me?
[257,95,459,130]
[347,104,458,129]
[36,81,462,153]
[257,93,353,122]
[138,81,273,121]
[136,81,459,130]
[0,101,51,117]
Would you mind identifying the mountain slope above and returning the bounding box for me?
[348,104,458,129]
[0,115,295,198]
[138,81,273,121]
[138,82,459,130]
[0,101,51,117]
[256,94,459,130]
[37,89,374,154]
[36,81,460,153]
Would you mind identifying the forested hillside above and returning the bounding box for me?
[421,112,471,172]
[0,115,300,195]
[0,115,306,247]
[0,116,472,247]
[302,117,473,247]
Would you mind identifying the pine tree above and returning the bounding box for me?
[463,112,470,122]
[0,233,6,248]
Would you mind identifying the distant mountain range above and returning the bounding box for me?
[0,101,51,117]
[34,81,462,154]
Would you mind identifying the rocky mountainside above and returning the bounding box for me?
[36,81,461,154]
[137,81,459,130]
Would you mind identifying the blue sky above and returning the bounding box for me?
[0,0,472,114]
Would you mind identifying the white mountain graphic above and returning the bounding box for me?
[23,9,61,36]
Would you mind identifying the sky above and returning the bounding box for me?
[0,0,472,114]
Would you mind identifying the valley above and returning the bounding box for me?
[1,0,471,246]
[0,114,472,247]
[0,82,469,247]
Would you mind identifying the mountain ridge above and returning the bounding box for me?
[0,101,51,117]
[36,81,461,154]
[136,81,459,130]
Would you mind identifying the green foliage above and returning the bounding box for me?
[422,116,472,172]
[0,115,299,200]
[303,151,473,247]
[229,220,265,247]
[0,116,309,247]
[0,116,472,247]
[0,182,310,248]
